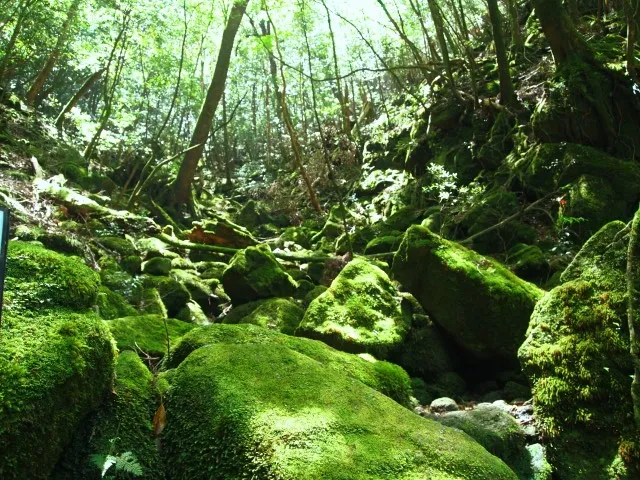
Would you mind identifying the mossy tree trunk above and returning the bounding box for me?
[487,0,517,106]
[625,0,640,83]
[627,204,640,429]
[55,68,105,130]
[533,0,591,65]
[427,0,459,99]
[505,0,524,56]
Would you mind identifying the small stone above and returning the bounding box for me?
[142,257,172,276]
[430,397,459,413]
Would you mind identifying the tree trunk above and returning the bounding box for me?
[407,0,440,61]
[427,0,458,98]
[0,0,40,84]
[487,0,517,105]
[566,0,581,23]
[626,0,639,82]
[534,0,591,65]
[55,67,105,130]
[26,0,82,105]
[627,205,640,429]
[172,0,249,206]
[505,0,524,56]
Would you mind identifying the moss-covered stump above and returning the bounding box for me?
[518,221,638,479]
[223,297,304,335]
[222,244,298,305]
[0,310,114,479]
[434,404,526,472]
[393,226,543,361]
[107,314,195,357]
[51,351,163,480]
[5,240,100,310]
[166,323,412,405]
[297,258,412,357]
[163,343,517,480]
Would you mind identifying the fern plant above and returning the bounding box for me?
[90,451,143,479]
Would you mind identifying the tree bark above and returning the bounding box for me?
[26,0,82,105]
[0,0,41,84]
[488,0,517,105]
[427,0,459,98]
[534,0,592,65]
[172,0,249,207]
[505,0,524,56]
[627,205,640,429]
[55,67,105,130]
[626,0,640,82]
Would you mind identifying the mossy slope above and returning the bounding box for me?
[163,343,517,479]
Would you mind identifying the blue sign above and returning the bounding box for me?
[0,208,9,326]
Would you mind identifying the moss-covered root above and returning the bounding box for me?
[167,323,413,406]
[163,343,518,480]
[51,351,164,480]
[393,226,543,362]
[297,258,412,357]
[0,310,114,479]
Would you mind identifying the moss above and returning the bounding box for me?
[136,237,179,260]
[163,342,517,479]
[519,222,635,478]
[121,255,142,275]
[434,372,467,398]
[100,267,143,304]
[141,256,172,275]
[167,323,411,406]
[304,285,327,306]
[364,235,402,255]
[461,190,537,254]
[221,299,266,324]
[393,226,543,362]
[234,298,304,335]
[99,236,138,257]
[39,232,85,257]
[5,241,100,311]
[176,300,210,325]
[435,404,526,470]
[507,244,550,282]
[170,269,214,314]
[51,351,164,480]
[96,286,137,320]
[196,261,228,280]
[0,309,114,479]
[171,257,195,270]
[298,258,412,357]
[142,275,191,317]
[278,226,313,249]
[139,288,168,317]
[107,314,195,357]
[222,244,298,305]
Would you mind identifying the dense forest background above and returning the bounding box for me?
[2,0,640,479]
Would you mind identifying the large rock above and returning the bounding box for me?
[297,258,412,357]
[519,221,638,479]
[393,226,543,361]
[0,242,114,479]
[222,244,298,305]
[223,297,304,335]
[163,342,518,479]
[51,351,164,480]
[167,323,413,406]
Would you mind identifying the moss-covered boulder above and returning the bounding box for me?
[187,218,257,249]
[176,300,209,325]
[518,221,637,479]
[507,244,550,283]
[51,351,163,480]
[96,286,137,320]
[223,297,304,335]
[107,314,195,357]
[141,256,172,275]
[298,258,412,357]
[0,311,114,479]
[170,268,215,314]
[364,235,402,255]
[196,260,228,280]
[393,226,543,361]
[435,404,526,472]
[138,288,167,317]
[99,236,138,257]
[222,244,298,305]
[142,275,190,317]
[5,241,100,310]
[163,342,517,479]
[167,323,412,405]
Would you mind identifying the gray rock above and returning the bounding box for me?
[430,397,459,413]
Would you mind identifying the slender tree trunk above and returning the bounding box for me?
[488,0,517,105]
[506,0,524,56]
[427,0,459,98]
[222,91,231,185]
[265,7,322,214]
[0,0,40,84]
[320,0,352,135]
[627,204,640,429]
[407,0,440,61]
[172,0,249,206]
[55,67,105,129]
[26,0,82,105]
